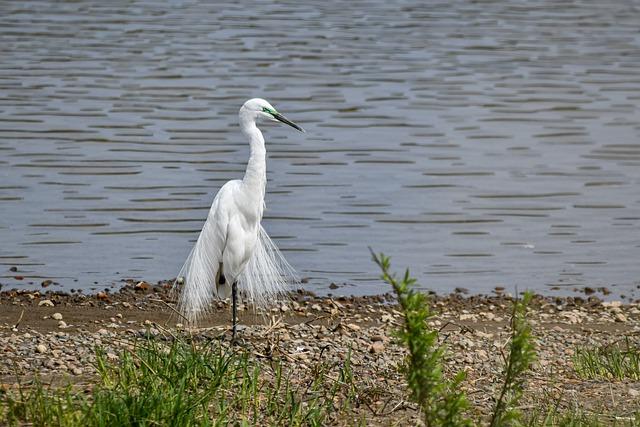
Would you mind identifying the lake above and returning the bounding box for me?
[1,0,639,298]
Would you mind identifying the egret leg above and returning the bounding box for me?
[231,282,238,342]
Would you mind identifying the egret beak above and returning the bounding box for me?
[272,112,305,133]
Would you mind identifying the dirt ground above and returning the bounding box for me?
[1,281,640,423]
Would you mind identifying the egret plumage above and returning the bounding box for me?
[174,98,304,339]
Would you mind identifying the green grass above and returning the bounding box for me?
[0,337,362,426]
[574,339,640,380]
[526,405,640,427]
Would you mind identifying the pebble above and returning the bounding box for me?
[52,313,63,320]
[36,344,47,354]
[58,321,67,329]
[38,299,54,307]
[615,313,628,322]
[369,341,385,354]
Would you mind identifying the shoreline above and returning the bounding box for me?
[2,280,640,423]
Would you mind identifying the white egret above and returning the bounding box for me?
[174,98,304,340]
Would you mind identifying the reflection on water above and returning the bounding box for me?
[1,1,639,297]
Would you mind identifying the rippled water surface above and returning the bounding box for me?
[1,1,640,297]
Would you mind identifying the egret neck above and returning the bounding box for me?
[240,113,267,200]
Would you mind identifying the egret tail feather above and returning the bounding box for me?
[173,219,223,324]
[238,226,296,307]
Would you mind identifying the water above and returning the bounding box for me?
[1,0,639,298]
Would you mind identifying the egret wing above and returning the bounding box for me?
[174,181,238,323]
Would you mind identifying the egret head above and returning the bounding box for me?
[240,98,305,132]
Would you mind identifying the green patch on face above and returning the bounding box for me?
[262,106,277,115]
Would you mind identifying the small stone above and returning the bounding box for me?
[106,352,118,361]
[52,312,63,320]
[280,304,290,312]
[122,302,132,308]
[58,320,67,329]
[311,304,321,311]
[629,388,639,398]
[41,280,53,288]
[97,328,108,335]
[615,313,628,323]
[36,344,47,354]
[72,367,83,376]
[346,323,361,331]
[381,314,394,323]
[38,299,54,307]
[369,341,385,354]
[134,281,151,292]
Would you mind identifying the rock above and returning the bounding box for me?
[96,291,109,301]
[52,312,63,320]
[629,388,639,398]
[381,314,394,323]
[346,323,361,331]
[311,304,321,311]
[369,341,385,354]
[614,313,628,323]
[134,281,151,292]
[58,320,68,329]
[41,280,52,288]
[122,302,131,308]
[38,299,54,307]
[72,367,83,376]
[36,344,47,354]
